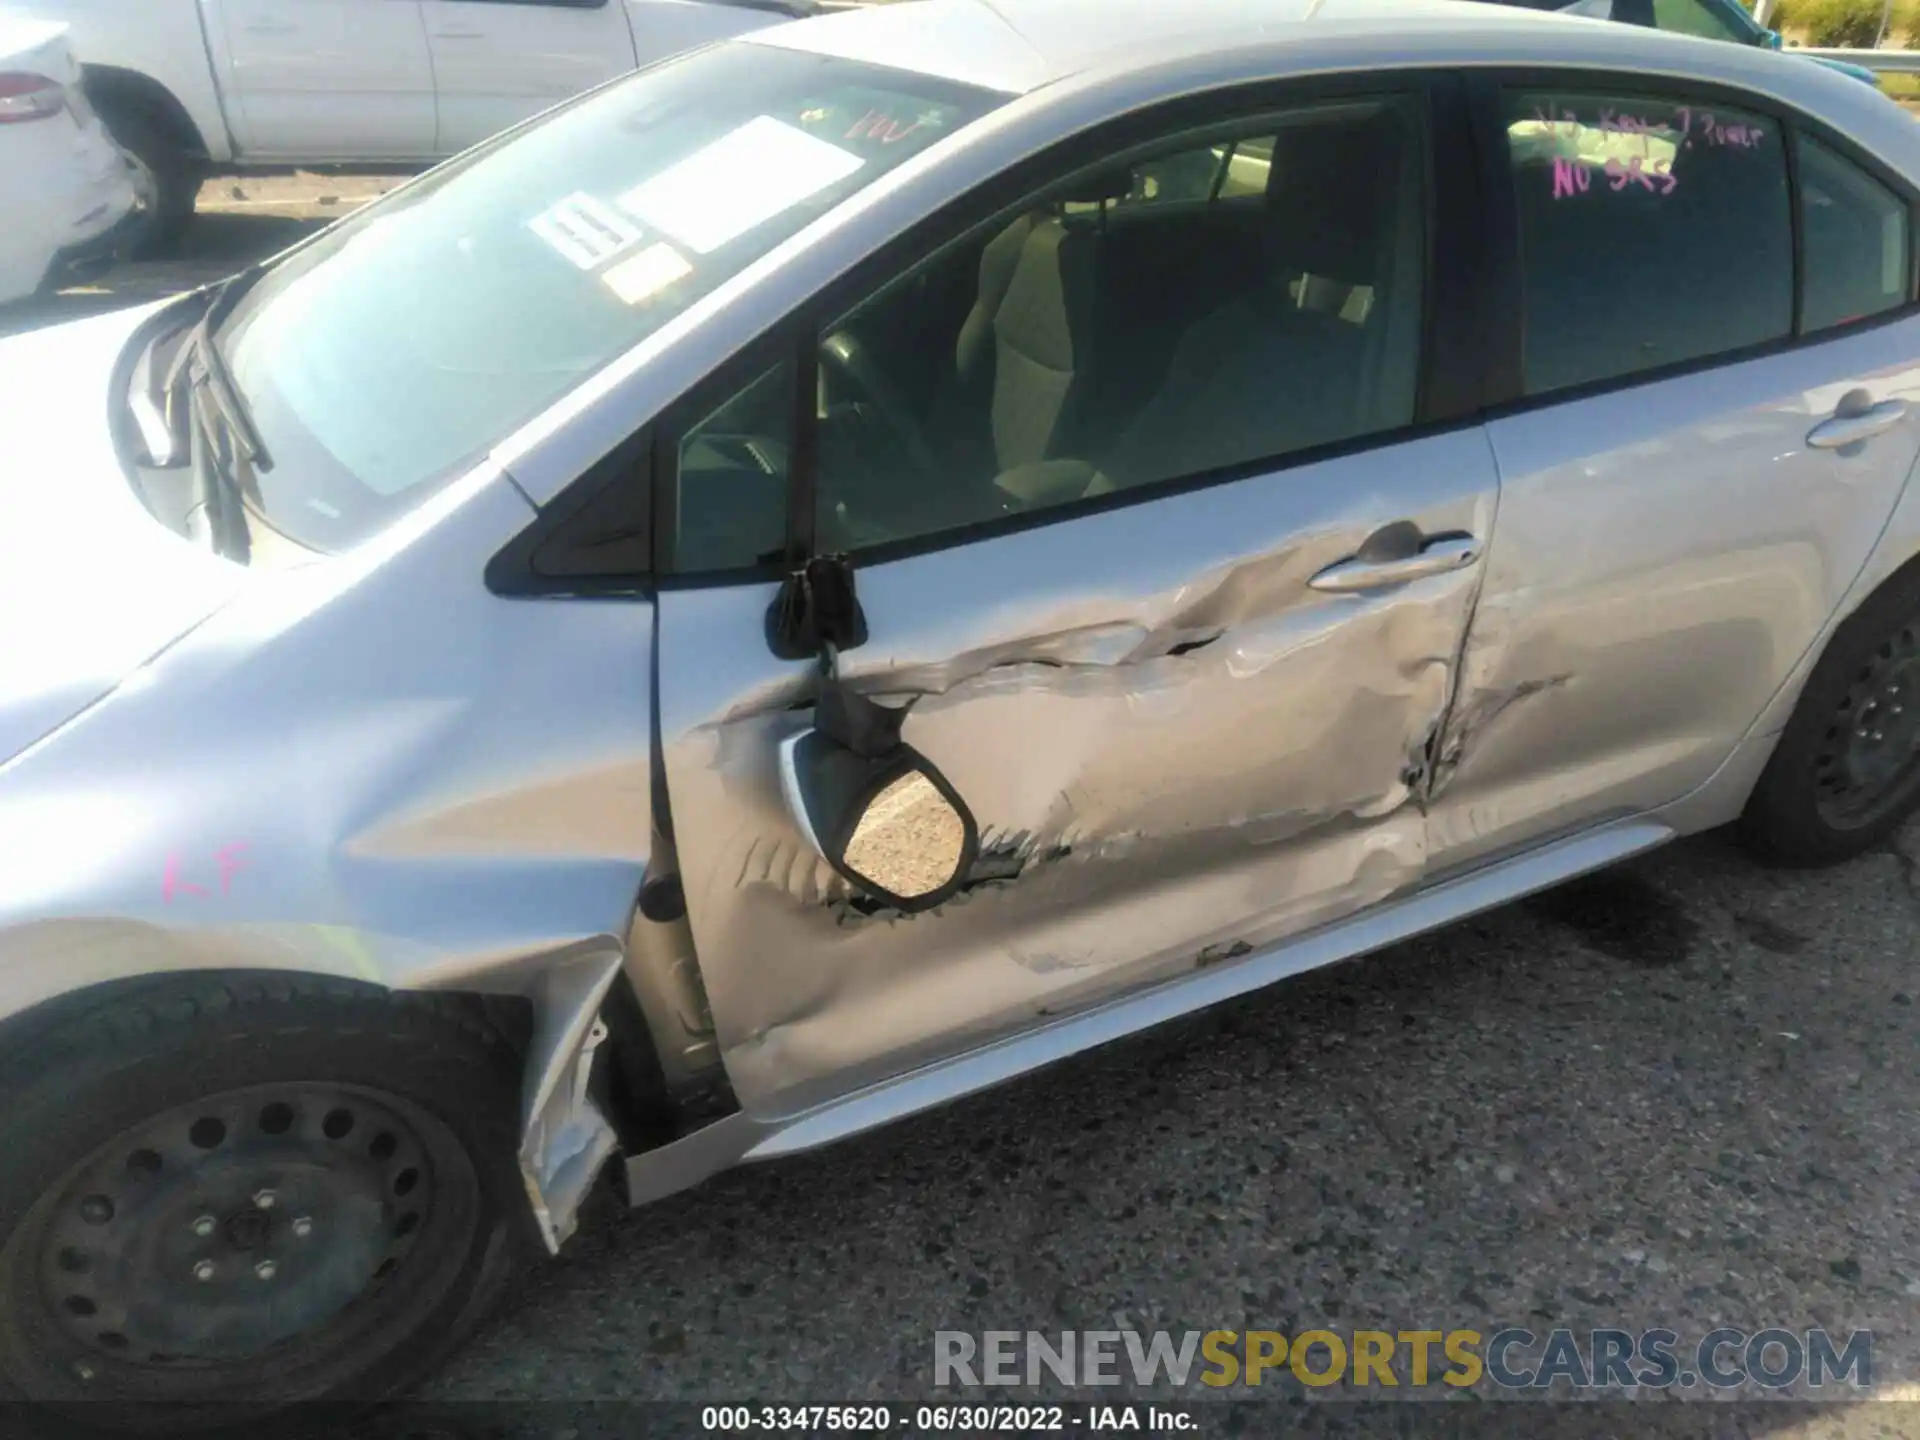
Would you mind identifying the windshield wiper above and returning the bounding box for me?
[163,265,272,562]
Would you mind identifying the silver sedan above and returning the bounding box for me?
[2,0,1919,1421]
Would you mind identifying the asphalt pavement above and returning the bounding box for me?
[13,176,1920,1438]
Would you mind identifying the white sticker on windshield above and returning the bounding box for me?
[529,191,643,271]
[616,115,864,256]
[602,241,693,306]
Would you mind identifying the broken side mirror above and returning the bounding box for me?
[768,555,980,912]
[778,728,979,913]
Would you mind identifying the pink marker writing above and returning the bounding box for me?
[161,854,208,903]
[161,843,252,902]
[1551,156,1592,199]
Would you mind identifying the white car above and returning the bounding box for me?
[0,0,817,248]
[0,17,135,304]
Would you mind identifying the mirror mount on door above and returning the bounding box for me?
[765,553,981,912]
[766,553,868,661]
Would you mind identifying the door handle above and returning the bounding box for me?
[244,19,296,32]
[432,29,485,38]
[1808,397,1908,450]
[1308,534,1482,595]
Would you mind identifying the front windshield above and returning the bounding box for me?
[214,42,1007,553]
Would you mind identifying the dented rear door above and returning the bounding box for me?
[1426,77,1920,878]
[655,430,1500,1117]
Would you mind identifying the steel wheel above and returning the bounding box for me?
[1812,616,1920,831]
[3,1080,482,1406]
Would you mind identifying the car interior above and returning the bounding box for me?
[672,100,1427,571]
[1505,94,1794,394]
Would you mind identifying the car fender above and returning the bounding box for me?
[0,461,656,1250]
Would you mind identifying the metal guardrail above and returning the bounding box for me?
[1792,46,1920,71]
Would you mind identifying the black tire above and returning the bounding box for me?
[92,101,202,257]
[0,973,533,1436]
[1738,566,1920,867]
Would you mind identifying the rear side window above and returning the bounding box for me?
[1504,90,1792,395]
[1799,135,1912,334]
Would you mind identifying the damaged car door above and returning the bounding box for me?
[654,82,1504,1116]
[1427,78,1920,874]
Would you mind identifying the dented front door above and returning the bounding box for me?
[655,431,1500,1118]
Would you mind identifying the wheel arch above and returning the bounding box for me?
[80,65,211,162]
[1744,516,1920,748]
[0,931,651,1256]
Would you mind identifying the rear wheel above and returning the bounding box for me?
[1738,567,1920,866]
[0,975,530,1434]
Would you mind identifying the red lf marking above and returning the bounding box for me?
[215,842,251,894]
[161,854,208,902]
[161,843,251,902]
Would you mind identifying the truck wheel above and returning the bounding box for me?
[0,974,531,1433]
[1738,566,1920,867]
[94,104,202,257]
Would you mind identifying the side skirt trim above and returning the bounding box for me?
[621,816,1674,1203]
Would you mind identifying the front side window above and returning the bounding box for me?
[1083,134,1279,209]
[1505,89,1792,395]
[809,97,1426,559]
[665,97,1428,571]
[1800,135,1912,334]
[213,43,1005,553]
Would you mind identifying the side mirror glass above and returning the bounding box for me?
[779,728,980,913]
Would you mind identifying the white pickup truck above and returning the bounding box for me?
[0,0,817,245]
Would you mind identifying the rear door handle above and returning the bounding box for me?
[1809,397,1908,450]
[1308,534,1482,594]
[244,19,297,32]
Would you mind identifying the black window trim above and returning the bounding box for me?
[1466,65,1920,419]
[633,67,1490,589]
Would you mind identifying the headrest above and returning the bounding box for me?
[1264,108,1406,287]
[1054,165,1135,206]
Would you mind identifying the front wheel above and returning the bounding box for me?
[0,975,531,1433]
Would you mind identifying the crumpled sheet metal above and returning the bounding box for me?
[660,430,1500,1117]
[0,473,648,1253]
